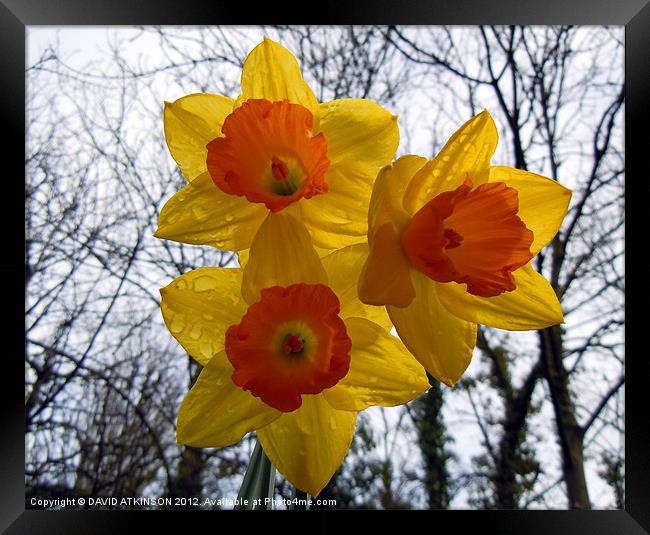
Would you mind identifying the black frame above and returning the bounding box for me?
[7,0,646,532]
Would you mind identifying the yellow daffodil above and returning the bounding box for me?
[155,37,399,252]
[160,212,428,496]
[359,110,572,387]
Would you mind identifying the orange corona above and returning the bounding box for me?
[401,178,534,297]
[206,99,330,212]
[225,283,351,412]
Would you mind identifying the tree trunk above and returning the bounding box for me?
[167,446,205,506]
[413,379,451,509]
[493,363,541,509]
[539,325,591,509]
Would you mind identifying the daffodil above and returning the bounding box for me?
[155,37,399,252]
[160,212,428,496]
[359,110,572,387]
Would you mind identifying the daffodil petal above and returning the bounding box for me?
[368,155,428,235]
[237,242,332,271]
[164,93,234,181]
[323,317,429,411]
[359,156,427,308]
[236,249,249,268]
[489,166,572,254]
[358,221,415,308]
[160,267,247,366]
[318,98,399,173]
[257,394,356,496]
[403,110,497,214]
[321,244,391,330]
[300,161,373,250]
[387,270,477,387]
[436,263,564,330]
[236,37,319,123]
[241,211,328,305]
[177,350,280,448]
[155,172,267,251]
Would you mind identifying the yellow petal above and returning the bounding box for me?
[318,98,399,173]
[323,317,429,411]
[164,93,234,182]
[155,172,267,251]
[160,267,247,366]
[235,37,319,124]
[368,155,428,236]
[403,110,497,214]
[489,166,572,254]
[241,211,328,305]
[257,394,356,496]
[237,243,331,270]
[358,221,415,308]
[321,244,392,331]
[359,156,427,308]
[387,270,477,387]
[177,350,280,448]
[236,249,249,268]
[436,263,564,330]
[300,161,373,250]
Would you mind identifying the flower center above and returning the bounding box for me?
[206,99,330,212]
[271,157,290,181]
[282,333,305,354]
[269,155,301,196]
[401,178,534,297]
[225,283,351,412]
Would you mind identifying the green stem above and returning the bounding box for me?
[235,439,276,510]
[257,446,276,510]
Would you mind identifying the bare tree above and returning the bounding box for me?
[26,32,237,505]
[25,25,413,509]
[386,25,624,509]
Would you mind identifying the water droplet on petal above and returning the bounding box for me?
[194,275,218,292]
[170,315,185,333]
[192,204,209,221]
[189,324,202,340]
[176,279,188,290]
